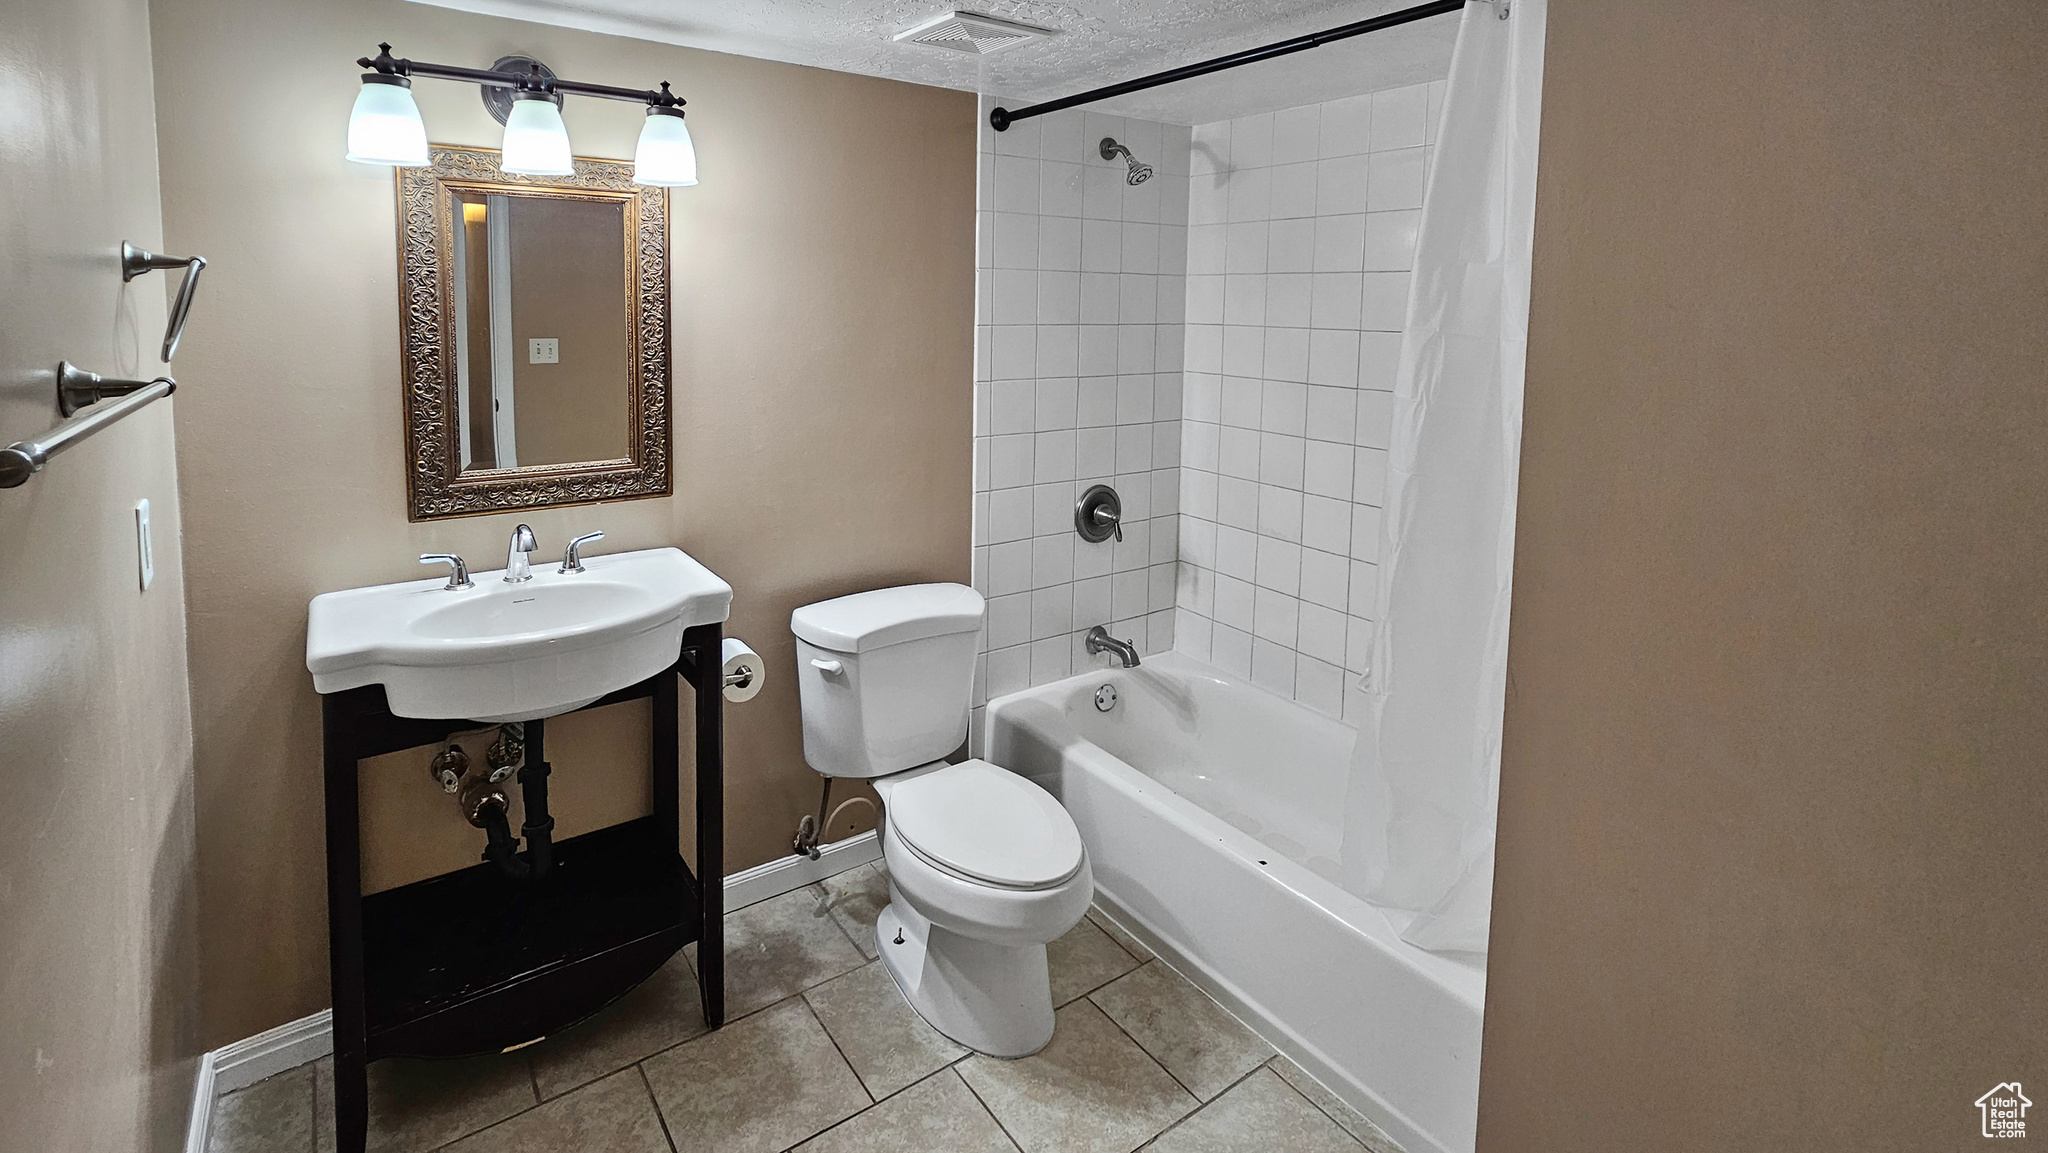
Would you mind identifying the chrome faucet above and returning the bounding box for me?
[559,530,605,574]
[504,524,538,583]
[1085,625,1141,668]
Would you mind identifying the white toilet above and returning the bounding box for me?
[791,582,1092,1058]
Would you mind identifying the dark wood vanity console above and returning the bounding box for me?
[320,622,724,1153]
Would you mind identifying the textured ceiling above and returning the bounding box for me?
[405,0,1459,125]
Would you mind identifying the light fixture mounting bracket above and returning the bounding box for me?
[352,42,685,111]
[481,56,560,125]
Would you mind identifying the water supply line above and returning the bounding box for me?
[793,776,879,861]
[794,776,831,860]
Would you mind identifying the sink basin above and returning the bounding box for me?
[306,546,732,722]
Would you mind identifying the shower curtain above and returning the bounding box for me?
[1338,0,1545,954]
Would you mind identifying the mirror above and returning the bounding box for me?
[398,145,670,520]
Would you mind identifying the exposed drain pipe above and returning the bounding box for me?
[517,718,556,880]
[436,721,556,882]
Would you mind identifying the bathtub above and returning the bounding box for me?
[985,653,1485,1153]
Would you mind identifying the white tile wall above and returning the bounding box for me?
[973,98,1192,744]
[1174,80,1447,724]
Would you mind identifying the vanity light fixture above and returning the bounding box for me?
[346,44,696,186]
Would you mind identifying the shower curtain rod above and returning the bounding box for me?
[989,0,1467,130]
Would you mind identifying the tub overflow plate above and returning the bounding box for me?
[1094,684,1118,712]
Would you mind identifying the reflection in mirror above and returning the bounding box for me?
[448,190,630,472]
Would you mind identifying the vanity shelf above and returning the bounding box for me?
[320,622,724,1153]
[360,814,698,1057]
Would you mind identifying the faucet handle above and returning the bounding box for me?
[559,530,606,574]
[420,553,473,591]
[1090,503,1123,542]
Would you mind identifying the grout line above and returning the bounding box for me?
[785,1064,959,1152]
[953,1063,1028,1153]
[812,875,878,960]
[1265,1055,1389,1152]
[1085,976,1206,1108]
[1136,1059,1279,1152]
[637,1065,681,1153]
[1089,909,1143,965]
[797,995,876,1108]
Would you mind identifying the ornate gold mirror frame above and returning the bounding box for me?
[397,145,671,520]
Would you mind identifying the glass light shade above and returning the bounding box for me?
[500,93,574,176]
[632,107,698,187]
[345,76,429,166]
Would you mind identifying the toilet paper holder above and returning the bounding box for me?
[719,637,765,703]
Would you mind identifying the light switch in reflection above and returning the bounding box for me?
[528,337,559,364]
[135,499,155,591]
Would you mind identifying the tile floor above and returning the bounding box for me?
[210,862,1403,1153]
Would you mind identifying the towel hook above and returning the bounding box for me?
[122,241,208,362]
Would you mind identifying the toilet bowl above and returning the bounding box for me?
[791,584,1092,1058]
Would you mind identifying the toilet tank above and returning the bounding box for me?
[790,583,985,779]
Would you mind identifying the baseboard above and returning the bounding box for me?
[212,1009,336,1096]
[185,835,881,1150]
[182,1047,217,1153]
[723,830,882,911]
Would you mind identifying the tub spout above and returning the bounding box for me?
[1085,625,1141,668]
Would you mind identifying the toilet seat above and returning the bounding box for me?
[884,760,1084,891]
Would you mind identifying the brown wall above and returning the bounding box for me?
[0,0,201,1147]
[149,0,975,1045]
[1481,2,2048,1148]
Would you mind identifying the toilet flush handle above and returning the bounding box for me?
[809,658,844,676]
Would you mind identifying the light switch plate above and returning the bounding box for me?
[528,337,559,364]
[135,499,155,591]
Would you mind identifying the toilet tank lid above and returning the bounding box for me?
[790,583,985,653]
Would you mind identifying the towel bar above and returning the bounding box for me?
[0,365,176,489]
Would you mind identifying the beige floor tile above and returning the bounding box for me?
[441,1069,668,1153]
[1088,961,1271,1101]
[957,999,1195,1153]
[641,997,870,1153]
[805,959,966,1099]
[313,1050,536,1153]
[1086,907,1154,962]
[1269,1057,1406,1153]
[794,1069,1018,1153]
[1047,915,1141,1006]
[715,884,870,1017]
[1147,1067,1363,1153]
[527,951,709,1099]
[818,861,892,960]
[211,1065,315,1153]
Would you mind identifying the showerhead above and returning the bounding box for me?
[1100,137,1154,186]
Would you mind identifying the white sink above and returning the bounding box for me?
[306,546,732,722]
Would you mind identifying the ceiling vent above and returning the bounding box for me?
[894,11,1056,55]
